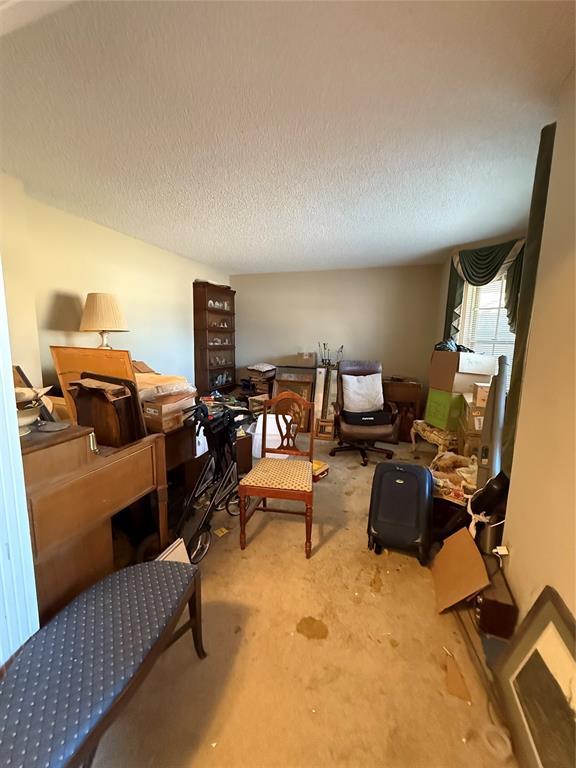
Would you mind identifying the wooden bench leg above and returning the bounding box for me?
[189,570,207,659]
[239,492,247,550]
[80,746,98,768]
[305,505,312,559]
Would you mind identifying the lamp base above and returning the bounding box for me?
[97,330,112,349]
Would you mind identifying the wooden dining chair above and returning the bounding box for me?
[238,390,315,558]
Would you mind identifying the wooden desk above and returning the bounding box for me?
[383,378,423,442]
[22,426,168,622]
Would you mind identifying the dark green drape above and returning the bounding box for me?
[442,262,465,340]
[504,249,524,333]
[502,123,556,474]
[442,237,524,340]
[456,238,521,285]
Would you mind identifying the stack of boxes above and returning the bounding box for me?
[142,389,197,433]
[424,351,498,457]
[247,368,275,395]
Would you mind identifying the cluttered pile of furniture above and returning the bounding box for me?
[410,346,499,505]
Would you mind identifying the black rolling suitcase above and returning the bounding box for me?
[367,461,433,565]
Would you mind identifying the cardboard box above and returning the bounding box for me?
[429,351,498,394]
[248,393,270,413]
[312,459,330,482]
[431,528,490,613]
[461,393,485,433]
[144,411,184,433]
[473,382,490,407]
[142,391,196,418]
[425,389,463,432]
[457,428,482,459]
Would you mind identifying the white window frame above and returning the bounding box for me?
[458,275,515,389]
[0,256,39,665]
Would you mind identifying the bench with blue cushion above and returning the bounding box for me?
[0,561,206,768]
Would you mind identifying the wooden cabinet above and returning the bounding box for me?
[21,426,168,623]
[193,280,236,394]
[383,378,423,443]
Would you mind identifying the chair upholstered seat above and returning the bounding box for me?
[0,561,199,768]
[238,391,315,557]
[240,457,312,492]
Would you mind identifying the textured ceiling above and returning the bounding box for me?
[0,1,574,273]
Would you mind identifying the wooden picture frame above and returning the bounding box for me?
[315,418,335,441]
[272,375,313,432]
[494,586,575,768]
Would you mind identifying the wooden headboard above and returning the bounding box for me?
[50,347,137,423]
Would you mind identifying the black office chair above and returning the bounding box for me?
[330,360,399,466]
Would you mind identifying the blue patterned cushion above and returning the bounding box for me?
[0,561,197,768]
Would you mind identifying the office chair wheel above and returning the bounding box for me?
[225,491,241,517]
[187,529,212,564]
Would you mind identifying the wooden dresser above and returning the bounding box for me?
[21,426,168,623]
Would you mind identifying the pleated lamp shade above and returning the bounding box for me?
[80,293,127,348]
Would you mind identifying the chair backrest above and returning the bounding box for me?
[261,390,314,460]
[336,360,383,410]
[76,371,147,445]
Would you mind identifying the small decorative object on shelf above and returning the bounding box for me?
[194,281,236,395]
[317,342,343,368]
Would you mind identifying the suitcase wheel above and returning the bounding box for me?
[417,546,429,567]
[373,542,383,555]
[367,535,374,551]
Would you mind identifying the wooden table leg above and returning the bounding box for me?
[410,425,417,452]
[305,504,312,559]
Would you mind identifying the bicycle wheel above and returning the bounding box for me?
[225,491,240,516]
[187,529,212,564]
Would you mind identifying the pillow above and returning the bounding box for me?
[247,363,276,373]
[341,373,384,413]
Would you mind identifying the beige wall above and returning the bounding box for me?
[0,175,228,386]
[503,72,575,620]
[231,265,444,383]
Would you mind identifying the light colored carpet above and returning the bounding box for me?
[94,441,513,768]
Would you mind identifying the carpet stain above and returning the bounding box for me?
[306,663,342,690]
[297,616,329,640]
[344,489,355,496]
[389,637,400,649]
[370,567,383,593]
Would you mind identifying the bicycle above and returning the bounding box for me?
[137,401,253,563]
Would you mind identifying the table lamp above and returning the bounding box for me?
[79,292,128,349]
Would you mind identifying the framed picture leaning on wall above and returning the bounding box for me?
[494,585,575,768]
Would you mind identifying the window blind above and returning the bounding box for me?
[460,276,515,391]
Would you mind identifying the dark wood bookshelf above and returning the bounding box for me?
[193,281,236,394]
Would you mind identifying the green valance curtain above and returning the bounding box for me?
[442,237,525,340]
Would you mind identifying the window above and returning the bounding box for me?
[459,275,515,390]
